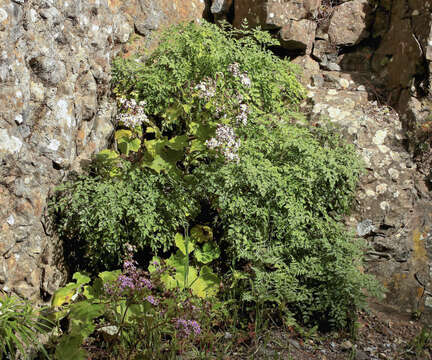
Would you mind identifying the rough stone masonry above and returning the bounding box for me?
[2,0,432,322]
[0,0,206,300]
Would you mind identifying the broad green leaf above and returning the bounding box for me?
[50,309,69,322]
[194,241,220,264]
[55,335,87,360]
[115,129,133,141]
[189,121,215,139]
[176,265,198,289]
[160,273,178,290]
[98,270,121,284]
[118,137,141,156]
[116,129,141,155]
[191,266,219,298]
[72,272,91,286]
[69,301,104,323]
[128,138,141,152]
[142,154,173,174]
[95,149,119,162]
[166,251,198,289]
[191,225,213,243]
[175,233,195,255]
[190,139,206,152]
[166,135,188,151]
[52,283,79,307]
[83,278,104,300]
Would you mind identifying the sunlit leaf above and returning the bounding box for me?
[72,273,91,286]
[175,233,195,255]
[191,225,213,243]
[191,266,219,298]
[194,241,220,264]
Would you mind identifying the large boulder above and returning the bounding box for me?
[328,0,372,46]
[279,19,317,55]
[233,0,321,29]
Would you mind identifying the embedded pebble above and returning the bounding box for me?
[378,145,390,153]
[0,129,23,154]
[15,114,23,124]
[7,215,15,226]
[366,189,376,197]
[388,168,399,180]
[373,130,387,145]
[380,201,390,211]
[357,219,375,236]
[339,78,350,89]
[376,183,388,194]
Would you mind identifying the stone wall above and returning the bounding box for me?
[2,0,432,321]
[0,0,206,300]
[221,0,431,118]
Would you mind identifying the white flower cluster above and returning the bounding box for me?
[236,103,249,126]
[205,124,240,163]
[227,62,251,88]
[117,98,149,128]
[194,77,216,100]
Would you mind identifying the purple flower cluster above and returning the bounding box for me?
[205,124,240,163]
[105,251,153,296]
[175,318,201,336]
[146,295,159,306]
[117,98,149,128]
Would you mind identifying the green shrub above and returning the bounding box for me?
[49,166,199,273]
[112,20,305,134]
[49,20,381,330]
[192,122,382,329]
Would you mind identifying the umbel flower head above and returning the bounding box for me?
[117,98,149,128]
[205,124,241,163]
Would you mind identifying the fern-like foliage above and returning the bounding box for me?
[193,123,382,329]
[49,166,199,273]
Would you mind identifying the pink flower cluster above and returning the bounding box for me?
[104,248,153,297]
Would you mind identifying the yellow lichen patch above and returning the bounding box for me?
[76,128,86,142]
[413,228,428,263]
[108,0,122,11]
[417,286,425,299]
[387,273,403,290]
